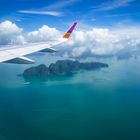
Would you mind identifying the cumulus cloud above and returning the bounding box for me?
[0,21,25,45]
[63,27,140,58]
[0,20,61,45]
[11,35,26,45]
[0,20,25,45]
[27,25,61,42]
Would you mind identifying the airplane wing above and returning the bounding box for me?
[0,22,77,64]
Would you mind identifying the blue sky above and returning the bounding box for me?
[0,0,140,30]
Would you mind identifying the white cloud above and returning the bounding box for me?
[0,20,22,34]
[18,10,63,17]
[46,0,79,10]
[18,0,80,18]
[27,25,61,42]
[63,26,140,57]
[0,20,24,45]
[11,35,26,45]
[92,0,134,11]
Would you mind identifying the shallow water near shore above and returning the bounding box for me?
[0,56,140,140]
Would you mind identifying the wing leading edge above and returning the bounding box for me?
[0,22,77,64]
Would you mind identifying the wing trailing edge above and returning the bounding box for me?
[39,47,57,53]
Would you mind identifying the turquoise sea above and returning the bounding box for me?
[0,55,140,140]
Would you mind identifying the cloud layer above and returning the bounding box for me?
[65,27,140,57]
[0,20,140,58]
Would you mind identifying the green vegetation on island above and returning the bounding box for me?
[22,60,109,77]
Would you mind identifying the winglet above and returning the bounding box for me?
[63,22,77,39]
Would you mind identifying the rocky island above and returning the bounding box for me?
[22,60,109,77]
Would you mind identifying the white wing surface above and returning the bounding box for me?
[0,22,77,64]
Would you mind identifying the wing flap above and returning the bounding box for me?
[39,47,57,53]
[5,56,35,64]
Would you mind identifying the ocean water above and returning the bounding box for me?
[0,56,140,140]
